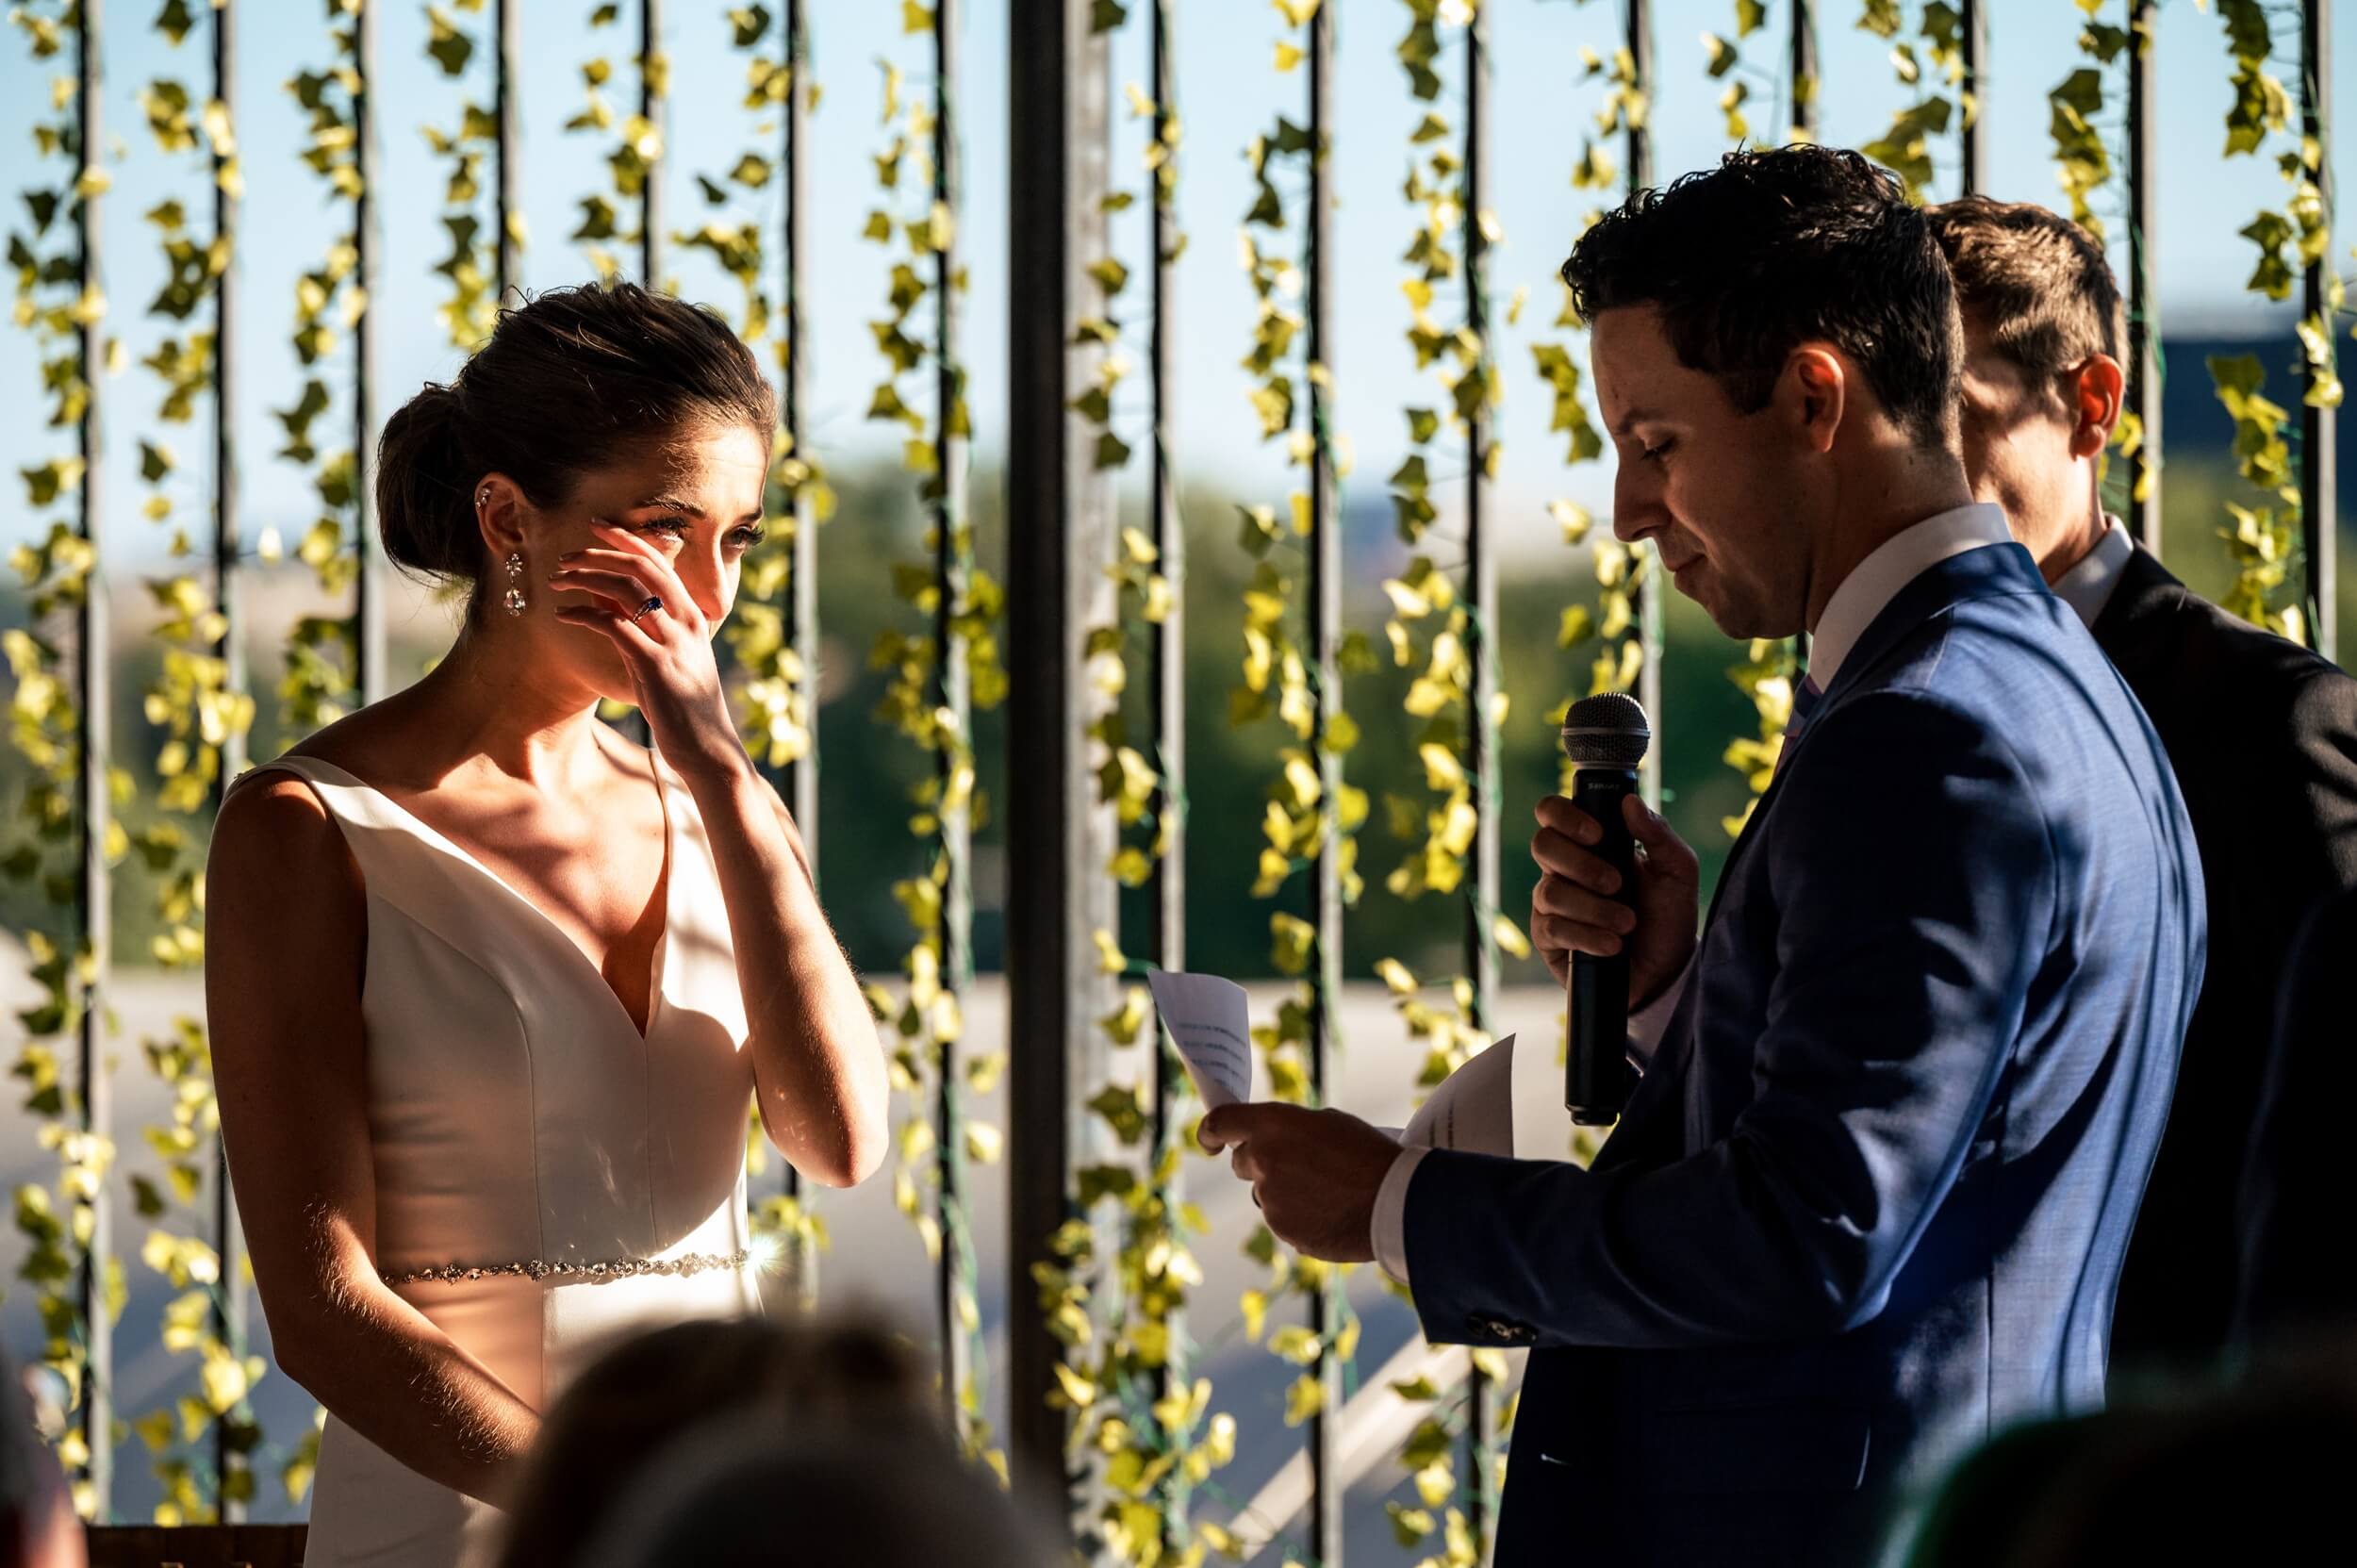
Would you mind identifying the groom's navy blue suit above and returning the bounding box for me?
[1403,539,2203,1566]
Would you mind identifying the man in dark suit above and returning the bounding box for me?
[1200,147,2203,1568]
[1928,197,2357,1378]
[2237,883,2357,1339]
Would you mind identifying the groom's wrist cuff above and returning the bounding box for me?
[1371,1145,1429,1286]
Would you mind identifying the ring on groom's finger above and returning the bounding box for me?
[629,595,664,625]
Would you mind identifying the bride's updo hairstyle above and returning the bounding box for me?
[375,282,776,606]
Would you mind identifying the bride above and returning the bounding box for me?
[204,282,886,1567]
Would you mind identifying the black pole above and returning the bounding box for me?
[210,0,250,1520]
[496,0,520,302]
[1303,6,1344,1561]
[1146,0,1187,1501]
[1007,0,1113,1513]
[641,0,663,288]
[932,0,973,1429]
[2127,1,2162,555]
[354,0,385,703]
[1626,0,1660,805]
[2301,0,2335,658]
[74,0,113,1517]
[1960,0,1987,194]
[1790,0,1817,141]
[775,0,813,1298]
[1461,9,1500,1547]
[780,0,817,895]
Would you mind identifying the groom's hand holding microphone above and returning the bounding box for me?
[1532,699,1701,1124]
[1528,793,1700,1000]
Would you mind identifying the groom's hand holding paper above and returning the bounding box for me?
[1149,969,1387,1261]
[1154,967,1571,1262]
[1197,1100,1397,1263]
[1145,971,1255,1113]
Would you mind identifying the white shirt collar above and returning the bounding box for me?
[1806,502,2014,687]
[2049,514,2134,629]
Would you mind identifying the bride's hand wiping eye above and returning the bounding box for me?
[547,520,741,770]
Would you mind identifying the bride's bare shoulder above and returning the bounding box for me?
[266,694,419,782]
[210,709,391,897]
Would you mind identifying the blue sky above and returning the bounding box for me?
[3,0,2353,569]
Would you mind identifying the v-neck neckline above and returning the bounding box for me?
[289,750,676,1043]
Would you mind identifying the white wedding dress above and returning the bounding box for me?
[240,753,761,1568]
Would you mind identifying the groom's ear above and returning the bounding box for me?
[1780,347,1849,455]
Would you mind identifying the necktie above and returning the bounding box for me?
[1773,674,1824,781]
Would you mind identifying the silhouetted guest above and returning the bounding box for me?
[1888,1352,2357,1567]
[584,1419,1056,1568]
[496,1313,931,1568]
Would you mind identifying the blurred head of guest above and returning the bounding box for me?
[1562,143,1970,640]
[495,1312,931,1568]
[1925,195,2125,585]
[375,279,780,709]
[2008,1362,2357,1567]
[584,1419,1057,1568]
[1887,1348,2357,1568]
[0,1359,83,1568]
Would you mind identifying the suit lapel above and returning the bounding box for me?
[1598,542,2050,1161]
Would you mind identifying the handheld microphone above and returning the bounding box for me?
[1559,692,1650,1126]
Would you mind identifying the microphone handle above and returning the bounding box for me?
[1566,766,1640,1125]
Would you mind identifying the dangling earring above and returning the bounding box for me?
[503,551,526,617]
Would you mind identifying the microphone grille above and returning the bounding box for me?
[1560,692,1653,769]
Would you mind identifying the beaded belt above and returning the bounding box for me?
[381,1247,751,1287]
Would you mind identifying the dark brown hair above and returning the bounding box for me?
[376,282,776,595]
[495,1313,932,1568]
[1925,195,2125,381]
[1561,144,1963,451]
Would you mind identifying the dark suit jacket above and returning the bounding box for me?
[2092,547,2357,1376]
[2236,884,2357,1338]
[1403,544,2204,1568]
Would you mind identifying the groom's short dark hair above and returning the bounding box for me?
[1562,144,1961,452]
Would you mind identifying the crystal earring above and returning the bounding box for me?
[503,552,526,617]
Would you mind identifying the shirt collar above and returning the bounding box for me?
[1806,502,2014,687]
[2049,514,2134,629]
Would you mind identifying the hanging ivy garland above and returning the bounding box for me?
[716,6,837,1273]
[1224,11,1371,1523]
[117,0,266,1524]
[1856,1,1962,203]
[273,0,369,736]
[2208,0,2325,642]
[4,0,122,1519]
[860,1,1006,1468]
[1700,0,1771,144]
[1038,5,1240,1562]
[420,0,501,349]
[566,0,666,287]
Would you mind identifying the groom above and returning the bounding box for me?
[1201,146,2203,1566]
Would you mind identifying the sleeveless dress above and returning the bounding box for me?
[239,753,761,1568]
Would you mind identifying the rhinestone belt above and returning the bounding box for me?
[381,1247,751,1287]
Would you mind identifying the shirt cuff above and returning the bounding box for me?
[1625,957,1692,1069]
[1371,1145,1430,1286]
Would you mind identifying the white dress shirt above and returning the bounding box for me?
[2049,514,2134,628]
[1369,501,2020,1286]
